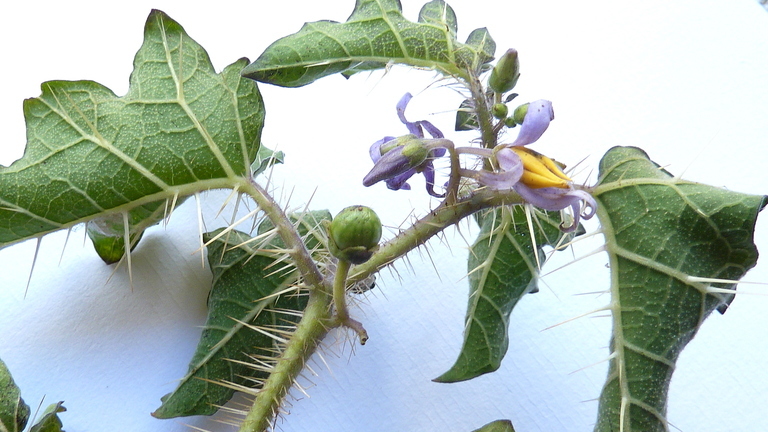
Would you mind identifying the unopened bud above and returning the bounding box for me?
[328,206,382,264]
[512,103,528,126]
[488,48,520,94]
[491,103,508,119]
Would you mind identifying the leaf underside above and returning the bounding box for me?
[241,0,496,87]
[435,206,579,383]
[0,357,30,432]
[153,211,330,418]
[153,228,308,418]
[0,10,264,251]
[593,146,766,432]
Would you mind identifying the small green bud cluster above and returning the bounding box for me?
[328,206,382,264]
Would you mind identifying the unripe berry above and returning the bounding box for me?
[328,206,382,264]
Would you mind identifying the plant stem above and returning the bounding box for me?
[333,259,352,322]
[347,187,524,285]
[237,288,333,432]
[331,258,369,344]
[468,75,497,150]
[241,177,324,287]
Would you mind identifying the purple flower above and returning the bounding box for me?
[363,93,447,197]
[478,99,597,232]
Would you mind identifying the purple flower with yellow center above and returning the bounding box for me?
[363,93,447,197]
[477,99,597,232]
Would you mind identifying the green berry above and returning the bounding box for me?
[329,206,382,264]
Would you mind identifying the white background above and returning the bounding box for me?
[1,1,767,431]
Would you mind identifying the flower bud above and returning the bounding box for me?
[488,48,520,94]
[512,103,528,126]
[491,103,508,119]
[328,206,382,264]
[363,135,429,187]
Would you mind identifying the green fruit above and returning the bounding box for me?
[329,206,382,264]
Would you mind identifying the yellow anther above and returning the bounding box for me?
[510,147,571,189]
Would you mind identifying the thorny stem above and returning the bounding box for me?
[241,177,324,288]
[237,288,333,432]
[468,74,497,151]
[331,258,369,344]
[347,187,526,285]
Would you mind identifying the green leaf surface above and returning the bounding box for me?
[251,144,285,177]
[241,0,496,87]
[593,146,766,432]
[0,10,264,250]
[29,402,66,432]
[85,199,170,264]
[0,358,29,432]
[435,206,577,383]
[471,419,516,432]
[152,227,310,418]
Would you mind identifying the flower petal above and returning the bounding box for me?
[422,162,445,197]
[476,148,524,190]
[369,136,395,163]
[513,183,597,232]
[396,92,424,137]
[363,146,414,187]
[511,99,554,147]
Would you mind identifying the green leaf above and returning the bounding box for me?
[0,357,30,432]
[434,206,578,383]
[454,98,479,131]
[251,144,285,177]
[593,146,766,432]
[29,402,66,432]
[0,10,264,250]
[86,200,170,264]
[471,419,516,432]
[152,226,310,418]
[241,0,496,87]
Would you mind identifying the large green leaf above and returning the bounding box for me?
[152,228,307,418]
[241,0,496,87]
[153,210,331,418]
[593,146,766,432]
[0,358,29,432]
[434,206,577,383]
[0,10,264,250]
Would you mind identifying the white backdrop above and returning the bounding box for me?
[1,1,767,431]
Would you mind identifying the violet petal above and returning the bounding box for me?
[510,99,554,147]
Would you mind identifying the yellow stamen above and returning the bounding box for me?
[511,147,571,189]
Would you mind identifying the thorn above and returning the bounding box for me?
[194,193,206,268]
[540,305,612,331]
[58,227,73,266]
[24,237,42,298]
[122,211,134,289]
[540,245,607,278]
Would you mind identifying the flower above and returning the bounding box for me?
[478,99,597,232]
[363,93,447,197]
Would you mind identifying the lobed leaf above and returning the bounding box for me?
[152,228,308,418]
[241,0,496,87]
[593,146,766,431]
[434,206,578,383]
[153,210,331,418]
[0,10,264,252]
[28,402,66,432]
[0,358,29,432]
